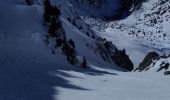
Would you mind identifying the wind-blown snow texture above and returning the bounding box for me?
[0,0,170,100]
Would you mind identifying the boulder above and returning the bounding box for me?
[164,71,170,75]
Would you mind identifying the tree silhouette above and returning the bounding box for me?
[43,0,61,23]
[81,57,87,69]
[25,0,33,5]
[43,0,52,23]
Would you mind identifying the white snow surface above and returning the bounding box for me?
[0,0,170,100]
[56,69,170,100]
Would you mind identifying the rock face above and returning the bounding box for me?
[95,41,134,71]
[73,0,104,8]
[72,0,147,20]
[112,48,134,71]
[25,0,33,5]
[112,0,146,20]
[70,0,120,19]
[157,62,169,72]
[65,6,134,71]
[164,71,170,75]
[135,51,160,71]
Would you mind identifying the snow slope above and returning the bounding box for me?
[0,0,170,100]
[0,0,119,99]
[0,0,88,100]
[56,67,170,100]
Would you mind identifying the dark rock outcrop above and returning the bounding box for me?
[164,71,170,75]
[25,0,33,5]
[111,48,134,71]
[95,41,134,71]
[157,62,169,72]
[74,0,104,8]
[136,51,160,71]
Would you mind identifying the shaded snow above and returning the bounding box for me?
[0,0,170,100]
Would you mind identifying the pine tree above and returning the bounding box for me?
[53,6,61,18]
[68,39,75,49]
[25,0,33,5]
[43,0,77,65]
[81,57,87,69]
[62,41,77,65]
[43,0,61,23]
[48,17,61,37]
[43,0,52,23]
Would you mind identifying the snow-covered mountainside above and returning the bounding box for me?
[0,0,170,100]
[83,0,170,66]
[85,0,170,48]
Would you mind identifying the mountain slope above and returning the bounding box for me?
[82,0,170,67]
[0,0,85,100]
[0,0,123,99]
[0,0,170,100]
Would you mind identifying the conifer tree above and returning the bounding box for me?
[43,0,77,65]
[81,57,87,68]
[62,41,77,65]
[43,0,52,23]
[25,0,33,5]
[48,17,61,37]
[43,0,61,23]
[68,39,75,49]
